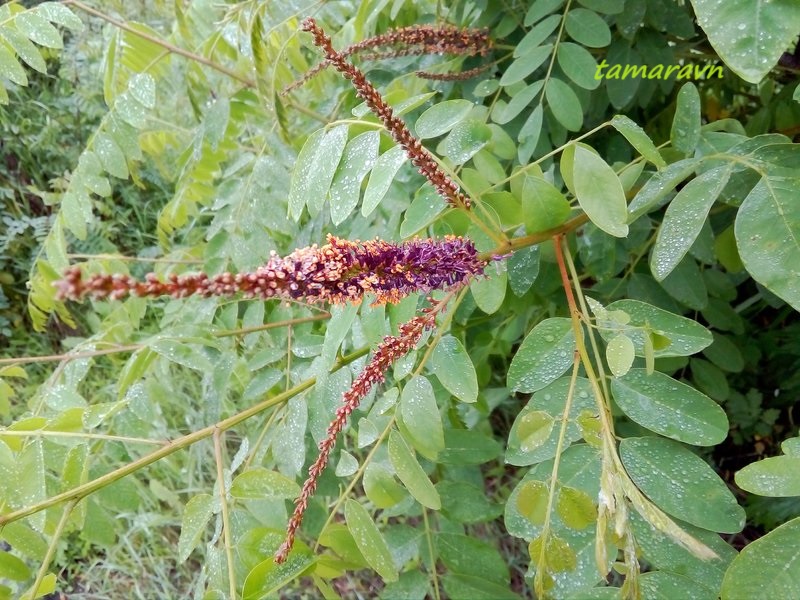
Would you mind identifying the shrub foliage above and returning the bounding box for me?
[1,0,800,598]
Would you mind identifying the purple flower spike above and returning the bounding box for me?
[55,234,487,306]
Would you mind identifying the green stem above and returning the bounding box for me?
[213,429,237,599]
[537,0,574,106]
[480,213,589,262]
[553,236,717,561]
[0,347,369,526]
[0,313,329,367]
[28,499,77,599]
[422,507,441,600]
[66,253,203,264]
[0,430,165,445]
[534,355,581,597]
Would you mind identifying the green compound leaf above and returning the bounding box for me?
[438,428,503,465]
[506,377,597,466]
[242,541,314,599]
[671,83,701,155]
[611,115,666,168]
[522,175,571,234]
[344,499,398,582]
[415,99,473,138]
[399,188,445,237]
[556,486,597,530]
[599,299,713,357]
[526,0,566,26]
[659,258,708,310]
[470,260,507,315]
[493,81,543,124]
[606,333,635,377]
[177,493,214,562]
[690,0,800,83]
[288,125,348,219]
[628,158,701,220]
[230,468,301,500]
[3,26,46,74]
[735,456,800,497]
[0,42,29,87]
[306,124,349,217]
[363,462,406,508]
[501,44,553,86]
[515,14,561,58]
[507,318,576,394]
[573,145,629,237]
[388,429,441,510]
[441,574,522,600]
[517,480,549,525]
[35,3,84,31]
[516,411,555,453]
[611,369,729,446]
[508,244,540,297]
[630,510,736,595]
[429,335,479,403]
[578,0,624,13]
[783,437,800,457]
[437,533,510,586]
[720,517,800,599]
[557,42,601,90]
[442,119,491,164]
[529,533,577,572]
[288,128,324,220]
[437,480,503,523]
[546,77,584,132]
[399,375,444,459]
[0,550,30,581]
[735,175,800,312]
[362,145,406,217]
[651,166,731,281]
[329,130,379,225]
[15,11,63,48]
[620,437,745,533]
[640,571,718,600]
[564,8,611,48]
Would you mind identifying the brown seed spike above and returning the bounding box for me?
[300,18,472,210]
[281,23,491,96]
[273,310,437,564]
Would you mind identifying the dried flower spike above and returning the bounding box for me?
[416,63,492,81]
[300,17,472,210]
[345,24,491,58]
[55,234,486,305]
[282,24,491,94]
[274,308,438,563]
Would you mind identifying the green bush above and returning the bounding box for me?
[1,0,800,598]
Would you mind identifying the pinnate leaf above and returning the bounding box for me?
[388,429,441,510]
[572,145,628,237]
[507,318,575,393]
[735,456,800,497]
[720,517,800,599]
[345,499,398,582]
[178,493,214,562]
[415,99,473,138]
[620,436,745,533]
[429,335,478,403]
[399,375,444,459]
[611,369,728,446]
[651,166,731,281]
[735,174,800,311]
[690,0,800,83]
